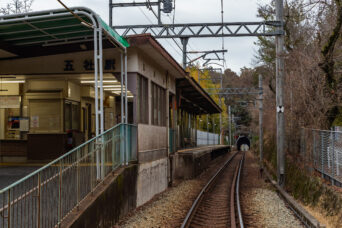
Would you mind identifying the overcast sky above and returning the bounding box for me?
[1,0,271,73]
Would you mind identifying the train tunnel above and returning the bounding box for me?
[236,136,251,151]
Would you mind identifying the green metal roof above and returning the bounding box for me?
[0,7,129,57]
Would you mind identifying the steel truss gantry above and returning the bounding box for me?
[113,21,281,68]
[110,0,285,187]
[113,21,282,38]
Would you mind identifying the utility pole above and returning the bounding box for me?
[276,0,285,187]
[181,38,189,69]
[258,75,264,167]
[229,105,232,147]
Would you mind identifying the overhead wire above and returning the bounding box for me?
[140,0,193,62]
[137,5,184,59]
[220,0,227,70]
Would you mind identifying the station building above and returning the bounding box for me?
[0,7,224,206]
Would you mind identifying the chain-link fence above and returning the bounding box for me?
[301,128,342,186]
[196,130,220,146]
[0,123,137,228]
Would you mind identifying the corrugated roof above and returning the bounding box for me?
[0,7,128,59]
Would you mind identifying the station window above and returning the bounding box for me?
[65,101,80,131]
[137,75,148,124]
[151,82,166,126]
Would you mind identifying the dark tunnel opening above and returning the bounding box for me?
[236,136,251,151]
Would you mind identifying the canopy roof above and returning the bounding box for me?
[127,34,222,114]
[0,7,129,59]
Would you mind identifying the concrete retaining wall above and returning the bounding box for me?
[136,157,168,206]
[174,146,230,179]
[63,165,138,228]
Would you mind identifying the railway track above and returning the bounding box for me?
[181,151,245,228]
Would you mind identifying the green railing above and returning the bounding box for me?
[0,123,137,228]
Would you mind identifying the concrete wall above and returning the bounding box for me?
[174,146,230,179]
[65,165,138,228]
[136,124,168,206]
[136,157,168,207]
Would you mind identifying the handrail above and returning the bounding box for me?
[0,123,128,193]
[0,123,137,227]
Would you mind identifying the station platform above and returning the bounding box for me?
[173,145,231,180]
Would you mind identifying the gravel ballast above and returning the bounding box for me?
[116,151,306,227]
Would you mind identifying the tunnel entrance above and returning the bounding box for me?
[236,136,251,151]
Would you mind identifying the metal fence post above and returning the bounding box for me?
[313,131,316,166]
[76,149,80,210]
[37,173,41,228]
[112,130,115,171]
[321,132,324,178]
[101,137,105,180]
[7,189,11,228]
[58,160,63,227]
[120,124,124,165]
[90,143,94,193]
[336,141,340,176]
[332,131,335,185]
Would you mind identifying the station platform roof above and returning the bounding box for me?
[0,7,128,60]
[0,8,221,114]
[127,34,222,114]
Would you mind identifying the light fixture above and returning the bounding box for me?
[100,85,122,88]
[0,80,25,83]
[104,88,126,91]
[81,80,118,83]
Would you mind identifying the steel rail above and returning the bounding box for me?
[180,151,241,228]
[236,153,245,228]
[230,160,239,228]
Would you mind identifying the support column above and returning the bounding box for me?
[207,114,209,145]
[109,0,113,27]
[181,37,189,69]
[259,75,264,167]
[120,53,124,123]
[276,0,285,187]
[157,0,161,25]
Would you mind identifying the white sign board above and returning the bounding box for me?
[0,96,20,108]
[31,116,39,128]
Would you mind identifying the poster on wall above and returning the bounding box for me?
[31,116,39,128]
[20,118,29,131]
[0,96,20,108]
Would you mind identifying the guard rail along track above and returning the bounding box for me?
[181,151,245,228]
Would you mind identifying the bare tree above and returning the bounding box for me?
[0,0,34,15]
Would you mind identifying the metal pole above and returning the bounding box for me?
[99,25,105,179]
[124,51,128,165]
[109,0,113,27]
[99,28,104,134]
[207,114,209,145]
[181,37,189,69]
[219,75,222,144]
[276,0,285,187]
[158,0,161,25]
[94,29,99,136]
[259,75,264,167]
[332,131,335,185]
[229,105,232,147]
[125,52,128,124]
[120,53,124,124]
[94,27,100,180]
